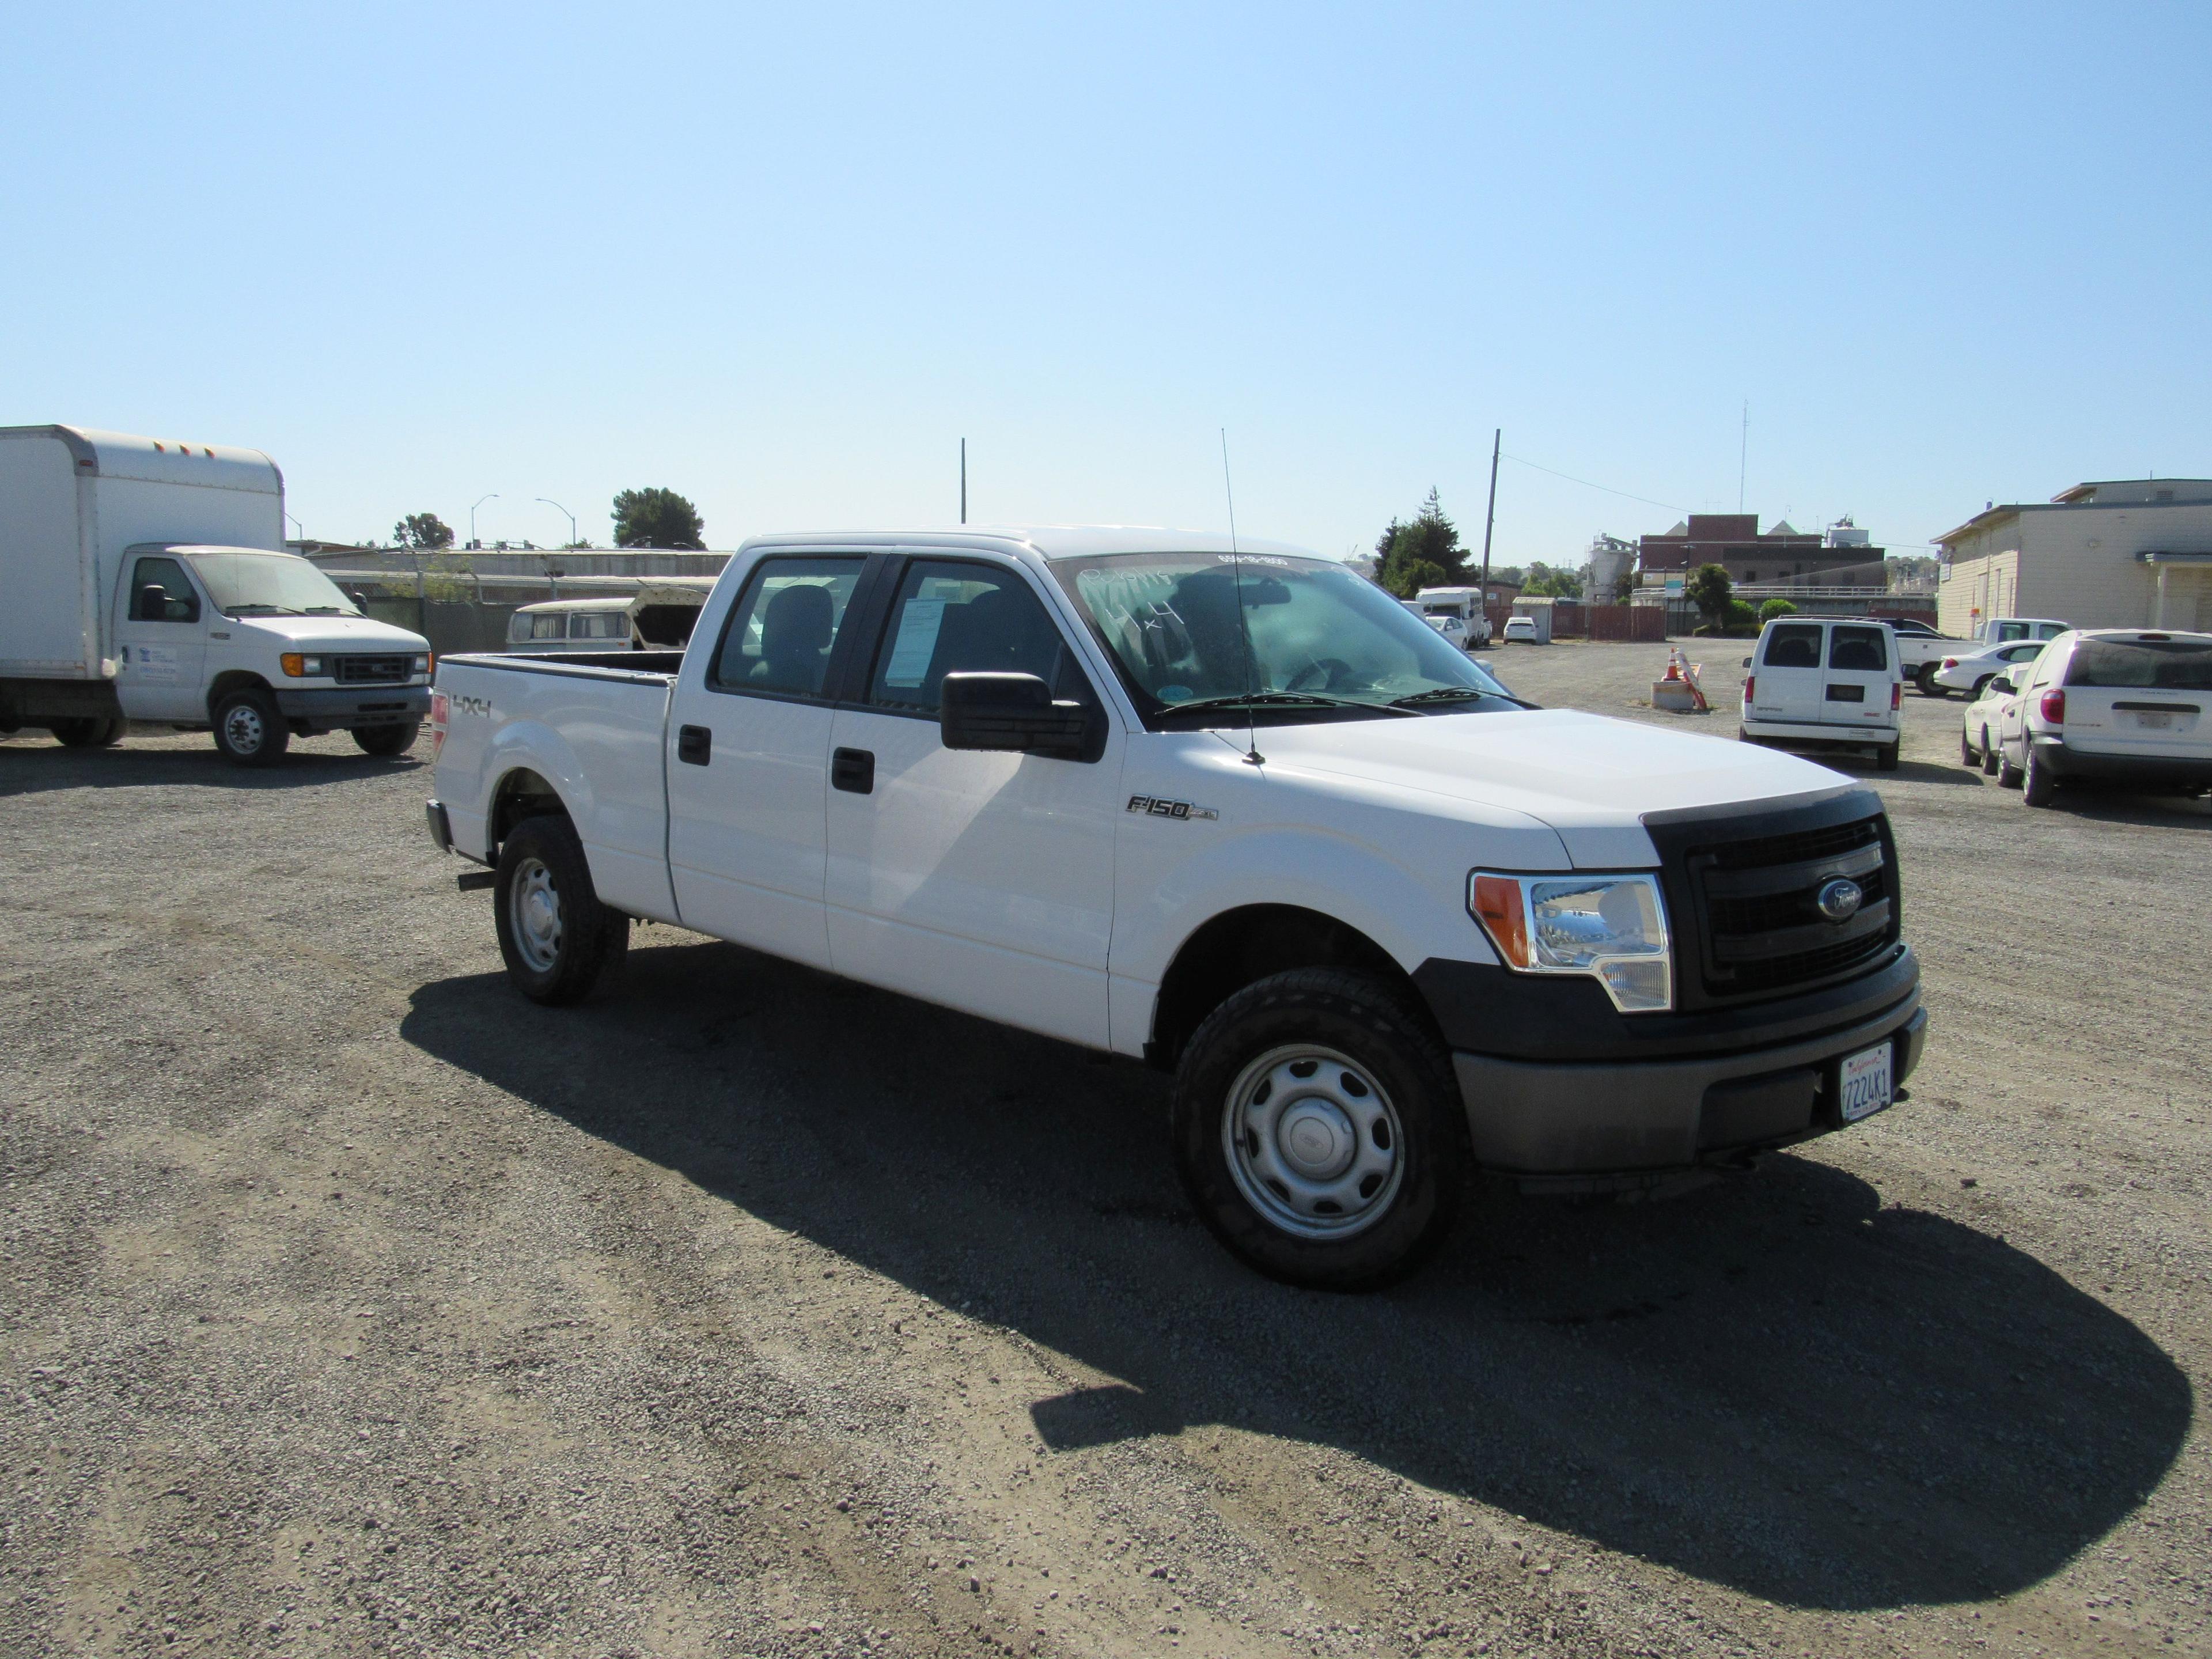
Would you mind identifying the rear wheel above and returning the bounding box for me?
[2022,741,2057,807]
[1877,741,1900,772]
[51,717,124,748]
[212,688,289,767]
[493,815,630,1005]
[1917,665,1944,698]
[1171,968,1465,1290]
[1972,675,1994,698]
[353,721,420,757]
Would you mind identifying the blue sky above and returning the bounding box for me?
[5,2,2206,560]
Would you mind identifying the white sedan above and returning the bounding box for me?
[1932,638,2048,695]
[1502,615,1540,644]
[1959,672,2022,775]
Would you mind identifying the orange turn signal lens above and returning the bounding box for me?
[1470,874,1530,968]
[281,653,305,677]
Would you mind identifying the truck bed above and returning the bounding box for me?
[434,650,683,922]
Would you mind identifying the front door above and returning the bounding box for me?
[824,555,1122,1048]
[111,553,209,721]
[664,554,870,969]
[1822,623,1895,731]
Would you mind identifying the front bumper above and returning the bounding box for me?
[1451,990,1926,1186]
[2035,737,2212,787]
[272,685,431,729]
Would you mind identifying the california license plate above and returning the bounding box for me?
[1839,1042,1893,1124]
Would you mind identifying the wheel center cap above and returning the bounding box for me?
[525,892,556,935]
[1277,1100,1355,1180]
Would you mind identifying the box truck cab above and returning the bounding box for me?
[0,426,431,764]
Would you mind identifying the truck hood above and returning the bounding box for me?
[1256,709,1857,866]
[229,614,430,652]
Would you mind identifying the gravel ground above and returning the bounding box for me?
[3,644,2207,1659]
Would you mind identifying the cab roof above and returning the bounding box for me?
[734,525,1327,563]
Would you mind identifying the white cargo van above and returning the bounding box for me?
[1739,616,1902,770]
[0,426,431,764]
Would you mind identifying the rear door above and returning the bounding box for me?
[1823,623,1895,731]
[664,554,873,968]
[2054,635,2212,762]
[1752,622,1826,722]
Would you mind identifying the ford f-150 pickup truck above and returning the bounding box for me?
[425,527,1927,1288]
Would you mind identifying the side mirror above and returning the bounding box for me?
[137,585,166,621]
[1989,676,2014,695]
[941,673,1097,761]
[1740,656,1752,669]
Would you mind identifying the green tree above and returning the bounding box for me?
[612,487,706,550]
[1611,570,1637,604]
[1374,487,1468,596]
[1759,597,1800,623]
[393,512,454,551]
[1522,560,1584,600]
[1685,563,1734,631]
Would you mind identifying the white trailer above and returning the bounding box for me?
[0,425,432,764]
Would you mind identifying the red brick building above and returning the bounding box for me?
[1638,514,1883,589]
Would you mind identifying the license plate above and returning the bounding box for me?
[2138,711,2172,729]
[1839,1042,1893,1123]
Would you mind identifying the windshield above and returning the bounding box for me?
[1051,551,1517,725]
[185,550,361,617]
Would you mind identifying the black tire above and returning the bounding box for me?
[1877,741,1900,772]
[353,721,420,757]
[492,815,630,1006]
[1997,736,2024,790]
[51,717,124,748]
[1972,675,1994,698]
[2022,740,2056,808]
[1171,968,1465,1291]
[1959,725,1976,767]
[211,687,289,767]
[1980,727,1999,776]
[1917,665,1945,698]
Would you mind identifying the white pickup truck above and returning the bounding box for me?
[425,528,1927,1287]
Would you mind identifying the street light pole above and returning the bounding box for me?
[537,498,578,550]
[470,493,499,550]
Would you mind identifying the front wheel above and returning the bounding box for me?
[353,721,420,757]
[1997,737,2025,789]
[493,815,630,1005]
[1959,726,1976,767]
[212,689,288,767]
[1171,969,1465,1290]
[1980,727,1999,775]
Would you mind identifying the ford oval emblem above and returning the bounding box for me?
[1815,876,1864,923]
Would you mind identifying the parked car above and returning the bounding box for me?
[1424,613,1482,652]
[1501,615,1540,644]
[1738,615,1902,770]
[1930,638,2050,696]
[1877,618,1972,697]
[1958,673,2021,775]
[1994,628,2212,806]
[426,526,1926,1289]
[505,583,715,654]
[0,425,432,764]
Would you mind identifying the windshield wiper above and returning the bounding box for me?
[224,604,308,616]
[1389,685,1540,711]
[1157,690,1418,719]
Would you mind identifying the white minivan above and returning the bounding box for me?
[1740,616,1902,771]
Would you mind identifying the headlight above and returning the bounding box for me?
[412,654,431,675]
[1469,871,1673,1013]
[280,653,323,677]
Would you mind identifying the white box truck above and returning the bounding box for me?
[0,425,433,764]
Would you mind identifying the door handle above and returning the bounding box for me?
[677,724,711,766]
[831,747,874,794]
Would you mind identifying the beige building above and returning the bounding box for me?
[1936,478,2212,635]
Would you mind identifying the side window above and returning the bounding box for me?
[2037,623,2065,639]
[528,613,566,640]
[574,611,628,641]
[868,560,1089,714]
[130,556,200,623]
[1762,623,1823,669]
[1829,626,1888,671]
[709,557,865,698]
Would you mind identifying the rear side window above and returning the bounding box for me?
[130,556,200,623]
[573,611,628,641]
[709,557,865,698]
[2063,638,2212,691]
[1828,626,1888,671]
[528,613,566,640]
[1762,624,1823,668]
[868,560,1087,714]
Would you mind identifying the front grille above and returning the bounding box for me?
[334,653,411,684]
[1647,796,1902,1006]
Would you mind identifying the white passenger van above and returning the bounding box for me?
[1740,616,1902,771]
[504,582,715,655]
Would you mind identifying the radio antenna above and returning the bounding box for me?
[1221,428,1262,766]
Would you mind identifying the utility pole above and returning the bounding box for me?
[1479,427,1501,621]
[1738,402,1748,515]
[960,438,967,525]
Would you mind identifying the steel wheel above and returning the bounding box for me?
[222,700,267,754]
[508,856,563,972]
[1221,1044,1405,1241]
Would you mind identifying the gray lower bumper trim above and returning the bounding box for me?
[273,685,430,723]
[1453,991,1926,1176]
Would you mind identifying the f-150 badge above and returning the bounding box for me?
[1127,794,1218,821]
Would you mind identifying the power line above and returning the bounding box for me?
[1500,454,1688,515]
